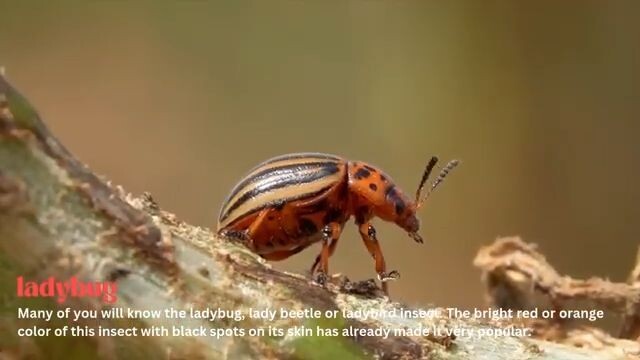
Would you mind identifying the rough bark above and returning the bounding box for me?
[474,237,640,358]
[0,73,632,359]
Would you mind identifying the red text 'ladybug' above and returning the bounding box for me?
[217,153,459,294]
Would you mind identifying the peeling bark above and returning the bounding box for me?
[0,74,632,359]
[474,237,640,358]
[620,247,640,340]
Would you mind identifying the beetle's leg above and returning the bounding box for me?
[357,222,400,295]
[232,208,270,250]
[310,226,342,275]
[219,229,248,241]
[247,209,270,237]
[312,222,342,286]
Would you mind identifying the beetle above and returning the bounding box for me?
[217,152,459,295]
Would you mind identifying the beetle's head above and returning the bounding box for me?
[398,212,421,241]
[400,157,460,243]
[349,158,458,242]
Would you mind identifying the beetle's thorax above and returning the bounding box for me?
[346,161,416,226]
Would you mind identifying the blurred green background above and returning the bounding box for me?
[1,1,638,309]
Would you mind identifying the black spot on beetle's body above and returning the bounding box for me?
[380,174,387,182]
[363,164,377,172]
[385,186,406,215]
[369,183,378,191]
[385,186,397,198]
[354,168,371,180]
[299,218,318,235]
[394,200,406,215]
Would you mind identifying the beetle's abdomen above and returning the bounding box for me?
[217,153,347,229]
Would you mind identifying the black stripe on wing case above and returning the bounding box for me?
[221,184,336,228]
[220,162,341,223]
[224,161,338,208]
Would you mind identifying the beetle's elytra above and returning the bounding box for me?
[217,152,459,294]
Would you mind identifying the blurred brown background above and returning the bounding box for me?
[1,1,638,310]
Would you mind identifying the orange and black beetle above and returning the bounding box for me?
[217,153,459,294]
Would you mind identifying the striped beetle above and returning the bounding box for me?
[217,153,459,295]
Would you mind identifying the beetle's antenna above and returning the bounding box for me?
[426,160,460,199]
[415,156,439,205]
[417,159,460,209]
